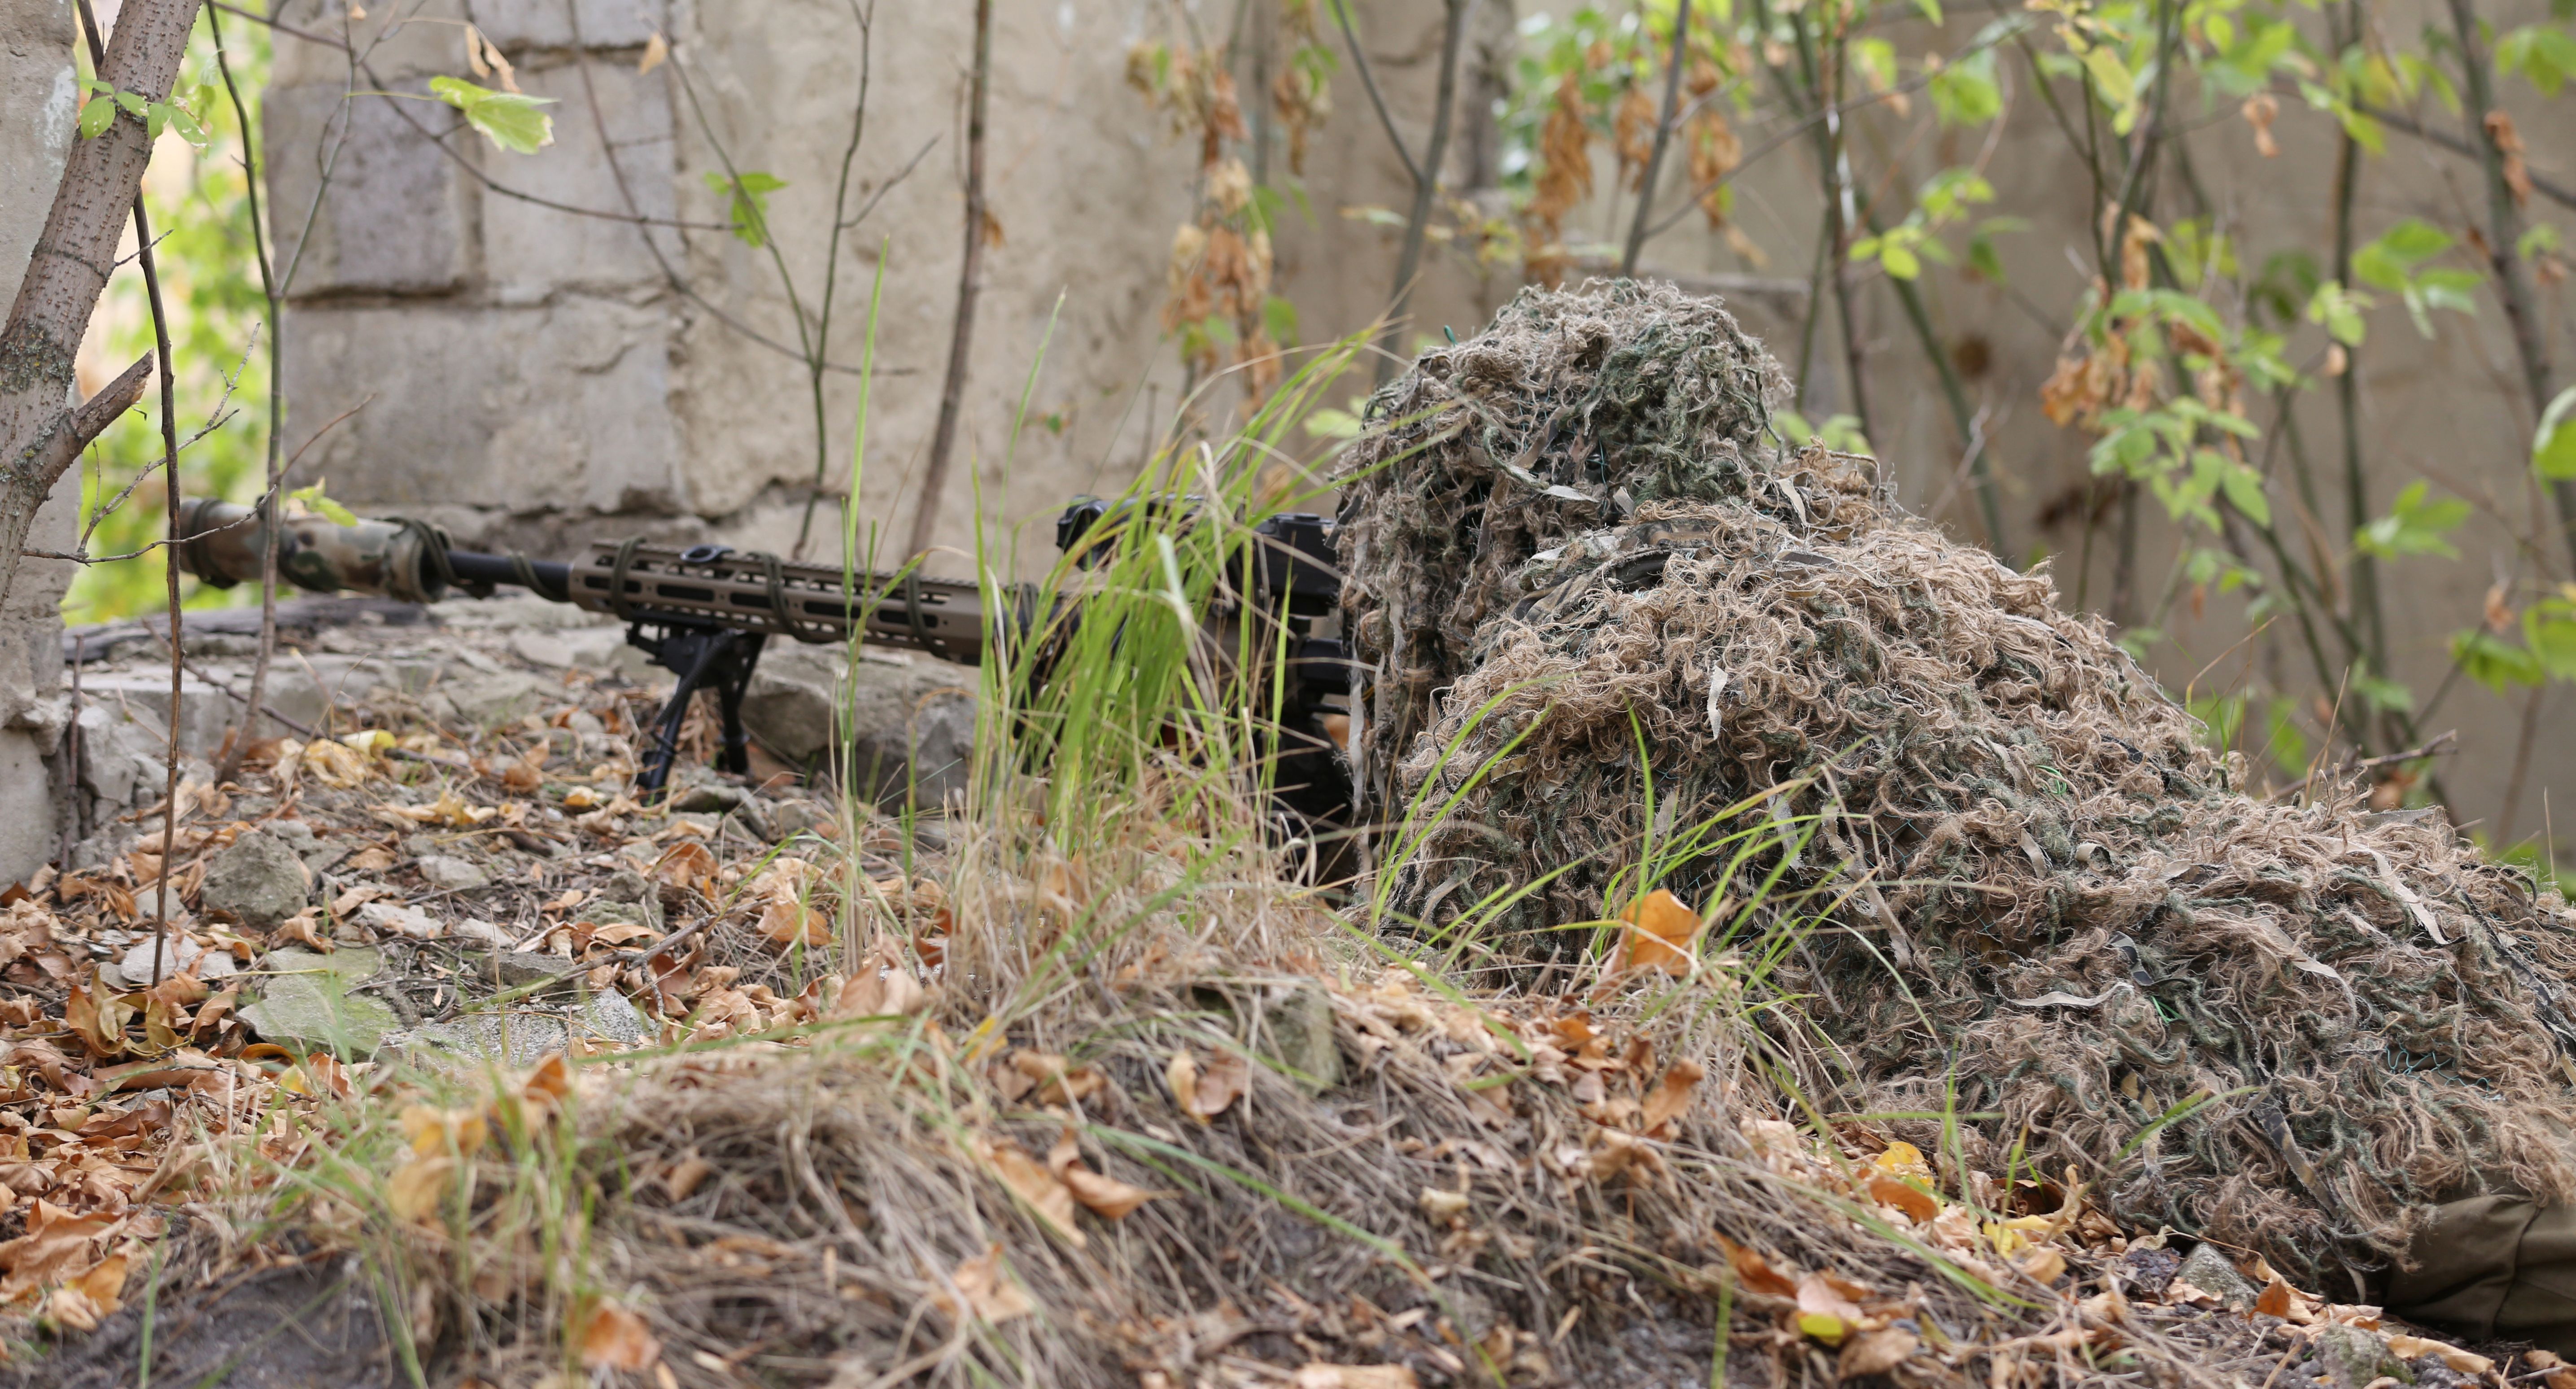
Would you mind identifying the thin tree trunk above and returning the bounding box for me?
[2447,0,2576,575]
[0,0,199,603]
[1373,0,1471,387]
[907,0,994,563]
[1618,0,1691,276]
[74,0,186,986]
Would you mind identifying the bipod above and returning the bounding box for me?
[627,618,768,795]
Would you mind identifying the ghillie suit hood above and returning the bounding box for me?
[1335,280,2576,1283]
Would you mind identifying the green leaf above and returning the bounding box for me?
[1912,0,1944,25]
[1880,243,1921,280]
[2353,480,2470,559]
[154,101,209,150]
[2352,673,2415,714]
[2536,386,2576,480]
[2306,281,2369,346]
[2219,462,2271,527]
[289,481,358,527]
[2081,46,2136,111]
[2529,599,2576,680]
[78,96,114,140]
[2452,629,2544,693]
[428,75,556,155]
[114,91,146,119]
[702,170,788,248]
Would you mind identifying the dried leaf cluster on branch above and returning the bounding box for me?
[1335,280,2576,1284]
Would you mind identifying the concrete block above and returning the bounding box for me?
[282,298,684,517]
[481,62,676,300]
[0,730,57,887]
[267,83,472,297]
[472,0,666,51]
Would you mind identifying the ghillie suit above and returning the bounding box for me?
[1335,280,2576,1289]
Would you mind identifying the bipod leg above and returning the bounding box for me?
[713,633,766,777]
[635,629,723,797]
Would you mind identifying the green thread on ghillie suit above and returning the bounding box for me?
[1332,279,1789,810]
[1337,281,2576,1286]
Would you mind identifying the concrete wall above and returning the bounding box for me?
[0,0,81,884]
[259,0,2573,850]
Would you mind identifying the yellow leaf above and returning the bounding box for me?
[1795,1310,1852,1345]
[388,1154,457,1222]
[1044,1130,1164,1219]
[2019,1245,2066,1283]
[1165,1051,1198,1114]
[1867,1174,1939,1223]
[74,1252,130,1316]
[637,31,668,75]
[577,1298,661,1371]
[1873,1141,1930,1180]
[1616,888,1706,975]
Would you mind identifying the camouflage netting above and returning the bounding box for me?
[1335,279,2576,1285]
[1332,279,1792,808]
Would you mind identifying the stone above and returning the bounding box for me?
[114,936,238,988]
[426,670,550,728]
[408,990,653,1064]
[453,918,511,947]
[357,901,441,938]
[739,645,978,807]
[1255,982,1343,1094]
[486,952,585,990]
[2309,1323,2407,1389]
[201,830,312,930]
[2174,1242,2259,1310]
[416,855,489,891]
[240,948,395,1059]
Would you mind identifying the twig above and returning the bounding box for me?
[907,0,995,559]
[1618,0,1691,276]
[796,0,882,559]
[1373,0,1471,388]
[2269,731,2458,801]
[211,0,281,786]
[1328,0,1423,188]
[2353,98,2576,212]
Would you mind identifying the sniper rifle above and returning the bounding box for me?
[170,498,1354,837]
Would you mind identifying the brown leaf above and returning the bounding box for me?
[2488,111,2532,207]
[1166,1050,1198,1114]
[1044,1130,1163,1220]
[2240,93,2279,158]
[1290,1366,1418,1389]
[2386,1334,2491,1375]
[1867,1175,1939,1223]
[577,1298,661,1371]
[1183,1051,1248,1123]
[1839,1325,1917,1378]
[651,840,716,888]
[1639,1060,1705,1132]
[983,1139,1083,1246]
[1711,1234,1799,1300]
[662,1154,714,1202]
[935,1244,1035,1323]
[637,31,668,75]
[1616,888,1704,975]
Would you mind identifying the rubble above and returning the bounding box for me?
[198,828,309,930]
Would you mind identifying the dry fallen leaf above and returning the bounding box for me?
[1867,1173,1939,1223]
[1839,1324,1917,1378]
[1639,1059,1704,1131]
[983,1139,1083,1246]
[387,1154,458,1223]
[637,30,668,75]
[1182,1051,1249,1123]
[2018,1245,2066,1284]
[1045,1130,1165,1219]
[1289,1365,1417,1389]
[2385,1334,2492,1375]
[1616,888,1706,975]
[936,1244,1035,1323]
[1712,1233,1799,1300]
[577,1298,661,1372]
